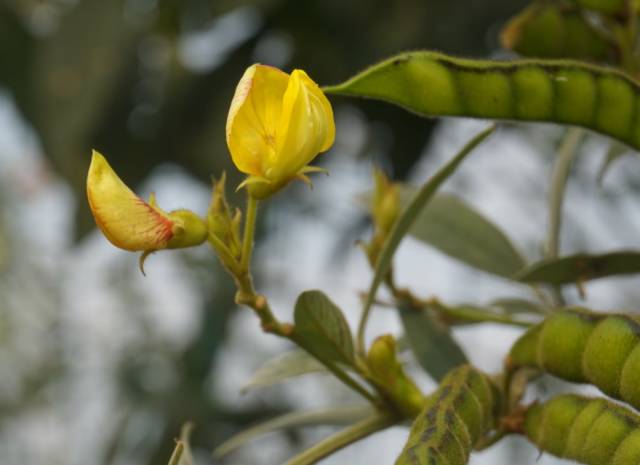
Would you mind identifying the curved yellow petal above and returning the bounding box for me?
[297,70,335,153]
[273,69,335,180]
[226,64,289,176]
[87,150,174,251]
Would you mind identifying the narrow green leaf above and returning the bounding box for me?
[546,128,583,260]
[399,303,468,381]
[240,349,327,394]
[214,405,374,458]
[294,290,355,365]
[597,141,629,184]
[490,297,548,315]
[358,125,495,347]
[409,193,526,277]
[427,301,537,327]
[357,125,495,349]
[516,250,640,285]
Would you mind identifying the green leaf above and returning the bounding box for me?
[214,405,373,458]
[409,193,526,277]
[358,125,495,348]
[399,303,468,381]
[294,290,355,365]
[516,250,640,285]
[240,349,327,394]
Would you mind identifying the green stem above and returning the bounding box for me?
[294,343,379,404]
[241,195,259,272]
[235,273,377,404]
[282,413,397,465]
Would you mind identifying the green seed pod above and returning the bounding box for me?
[324,52,640,151]
[570,0,628,15]
[395,365,500,465]
[524,394,640,465]
[501,3,612,62]
[509,308,640,411]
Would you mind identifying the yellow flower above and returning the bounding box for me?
[226,64,335,198]
[87,150,208,269]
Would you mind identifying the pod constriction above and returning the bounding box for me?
[525,394,640,465]
[395,364,499,465]
[509,309,640,411]
[325,52,640,151]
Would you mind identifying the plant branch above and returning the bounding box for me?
[282,412,397,465]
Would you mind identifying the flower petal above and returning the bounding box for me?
[226,64,289,176]
[87,150,174,251]
[273,69,335,180]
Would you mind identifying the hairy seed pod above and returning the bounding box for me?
[395,365,500,465]
[501,3,612,62]
[509,308,640,411]
[324,52,640,151]
[569,0,627,15]
[524,394,640,465]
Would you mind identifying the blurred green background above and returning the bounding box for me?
[0,1,550,464]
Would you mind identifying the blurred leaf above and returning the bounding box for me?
[359,126,495,329]
[240,349,327,394]
[409,193,526,278]
[214,405,373,458]
[167,443,185,465]
[516,250,640,285]
[294,290,355,365]
[399,303,467,381]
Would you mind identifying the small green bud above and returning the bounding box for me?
[372,168,401,236]
[363,169,402,266]
[367,334,425,417]
[208,173,242,259]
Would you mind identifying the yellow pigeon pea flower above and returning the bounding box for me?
[226,64,335,198]
[87,150,208,272]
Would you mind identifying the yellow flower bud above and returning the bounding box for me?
[226,64,335,198]
[87,151,208,269]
